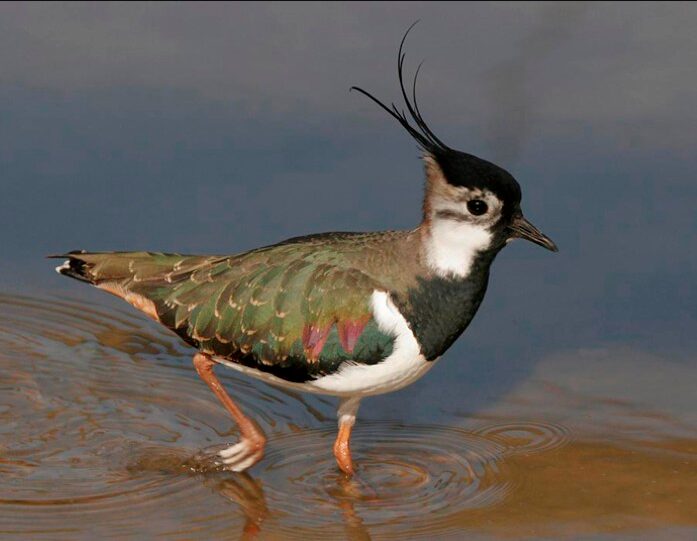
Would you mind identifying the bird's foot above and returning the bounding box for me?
[215,435,266,472]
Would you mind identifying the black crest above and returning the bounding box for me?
[351,22,450,157]
[352,23,522,204]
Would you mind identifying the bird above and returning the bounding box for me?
[51,30,557,478]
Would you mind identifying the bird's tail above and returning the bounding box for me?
[48,250,226,286]
[49,250,149,285]
[49,250,226,323]
[50,250,94,283]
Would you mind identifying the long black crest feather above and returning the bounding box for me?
[351,21,450,155]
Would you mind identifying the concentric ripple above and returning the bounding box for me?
[226,422,514,540]
[474,421,572,456]
[0,293,322,538]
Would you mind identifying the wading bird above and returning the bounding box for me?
[52,31,557,477]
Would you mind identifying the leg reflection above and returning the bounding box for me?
[213,473,268,539]
[334,475,373,541]
[209,471,373,540]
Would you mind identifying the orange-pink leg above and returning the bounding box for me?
[193,353,266,471]
[333,397,361,477]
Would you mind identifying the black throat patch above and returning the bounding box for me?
[392,249,497,361]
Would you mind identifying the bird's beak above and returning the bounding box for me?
[508,214,558,252]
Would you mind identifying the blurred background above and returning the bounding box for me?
[0,3,695,539]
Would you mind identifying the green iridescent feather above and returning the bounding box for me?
[54,232,423,380]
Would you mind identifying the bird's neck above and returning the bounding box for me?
[378,219,499,361]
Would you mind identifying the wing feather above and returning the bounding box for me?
[55,240,398,382]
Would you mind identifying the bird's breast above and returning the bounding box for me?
[394,261,492,360]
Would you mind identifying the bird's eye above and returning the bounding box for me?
[467,199,488,216]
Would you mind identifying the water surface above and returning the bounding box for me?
[0,293,694,540]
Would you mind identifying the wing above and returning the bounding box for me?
[54,243,396,383]
[154,246,395,383]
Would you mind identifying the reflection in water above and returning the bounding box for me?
[0,294,695,539]
[213,474,269,539]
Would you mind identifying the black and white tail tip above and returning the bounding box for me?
[51,251,90,283]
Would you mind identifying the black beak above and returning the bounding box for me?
[508,214,558,252]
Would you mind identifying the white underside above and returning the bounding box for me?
[212,290,435,398]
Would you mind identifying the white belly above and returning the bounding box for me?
[213,290,436,397]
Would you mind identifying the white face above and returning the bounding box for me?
[422,158,506,278]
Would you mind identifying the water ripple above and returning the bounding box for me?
[0,293,323,537]
[243,422,513,539]
[474,421,572,456]
[0,293,575,539]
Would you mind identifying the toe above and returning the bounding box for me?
[216,439,264,472]
[219,441,249,459]
[229,453,261,472]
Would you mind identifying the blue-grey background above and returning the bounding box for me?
[1,2,695,418]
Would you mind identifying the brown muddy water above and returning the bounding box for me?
[0,293,695,540]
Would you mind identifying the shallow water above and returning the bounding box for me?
[0,293,695,540]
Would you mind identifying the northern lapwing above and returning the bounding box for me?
[52,32,557,477]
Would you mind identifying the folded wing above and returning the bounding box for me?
[53,243,395,382]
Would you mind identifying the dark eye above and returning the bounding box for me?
[467,199,488,216]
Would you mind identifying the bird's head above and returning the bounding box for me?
[420,148,557,254]
[352,25,557,272]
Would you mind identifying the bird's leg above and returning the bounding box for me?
[333,396,361,477]
[193,353,266,472]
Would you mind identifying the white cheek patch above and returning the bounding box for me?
[425,218,493,278]
[423,184,501,278]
